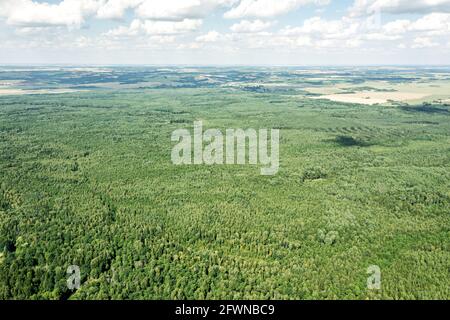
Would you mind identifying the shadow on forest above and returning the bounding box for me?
[333,135,373,147]
[400,105,450,115]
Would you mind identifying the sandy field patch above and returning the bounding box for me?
[303,86,343,95]
[0,88,83,96]
[314,92,431,105]
[0,89,25,95]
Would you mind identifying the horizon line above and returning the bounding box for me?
[1,63,450,68]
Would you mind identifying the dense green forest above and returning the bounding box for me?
[0,70,449,299]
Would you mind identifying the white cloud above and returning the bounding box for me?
[106,18,202,37]
[346,38,362,47]
[282,17,343,34]
[379,13,450,37]
[177,42,203,49]
[230,19,274,32]
[73,36,93,48]
[141,19,202,34]
[281,17,360,40]
[196,31,222,42]
[411,36,439,48]
[382,19,411,34]
[151,35,176,43]
[0,0,238,26]
[364,33,401,40]
[224,0,330,19]
[136,0,237,21]
[0,0,102,28]
[105,19,142,36]
[97,0,143,19]
[1,0,449,63]
[295,35,313,46]
[410,13,450,34]
[350,0,450,16]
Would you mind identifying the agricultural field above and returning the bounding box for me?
[0,66,449,300]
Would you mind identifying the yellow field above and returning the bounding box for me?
[0,88,83,96]
[305,80,450,105]
[314,92,430,105]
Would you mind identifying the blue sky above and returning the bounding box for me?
[1,0,450,65]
